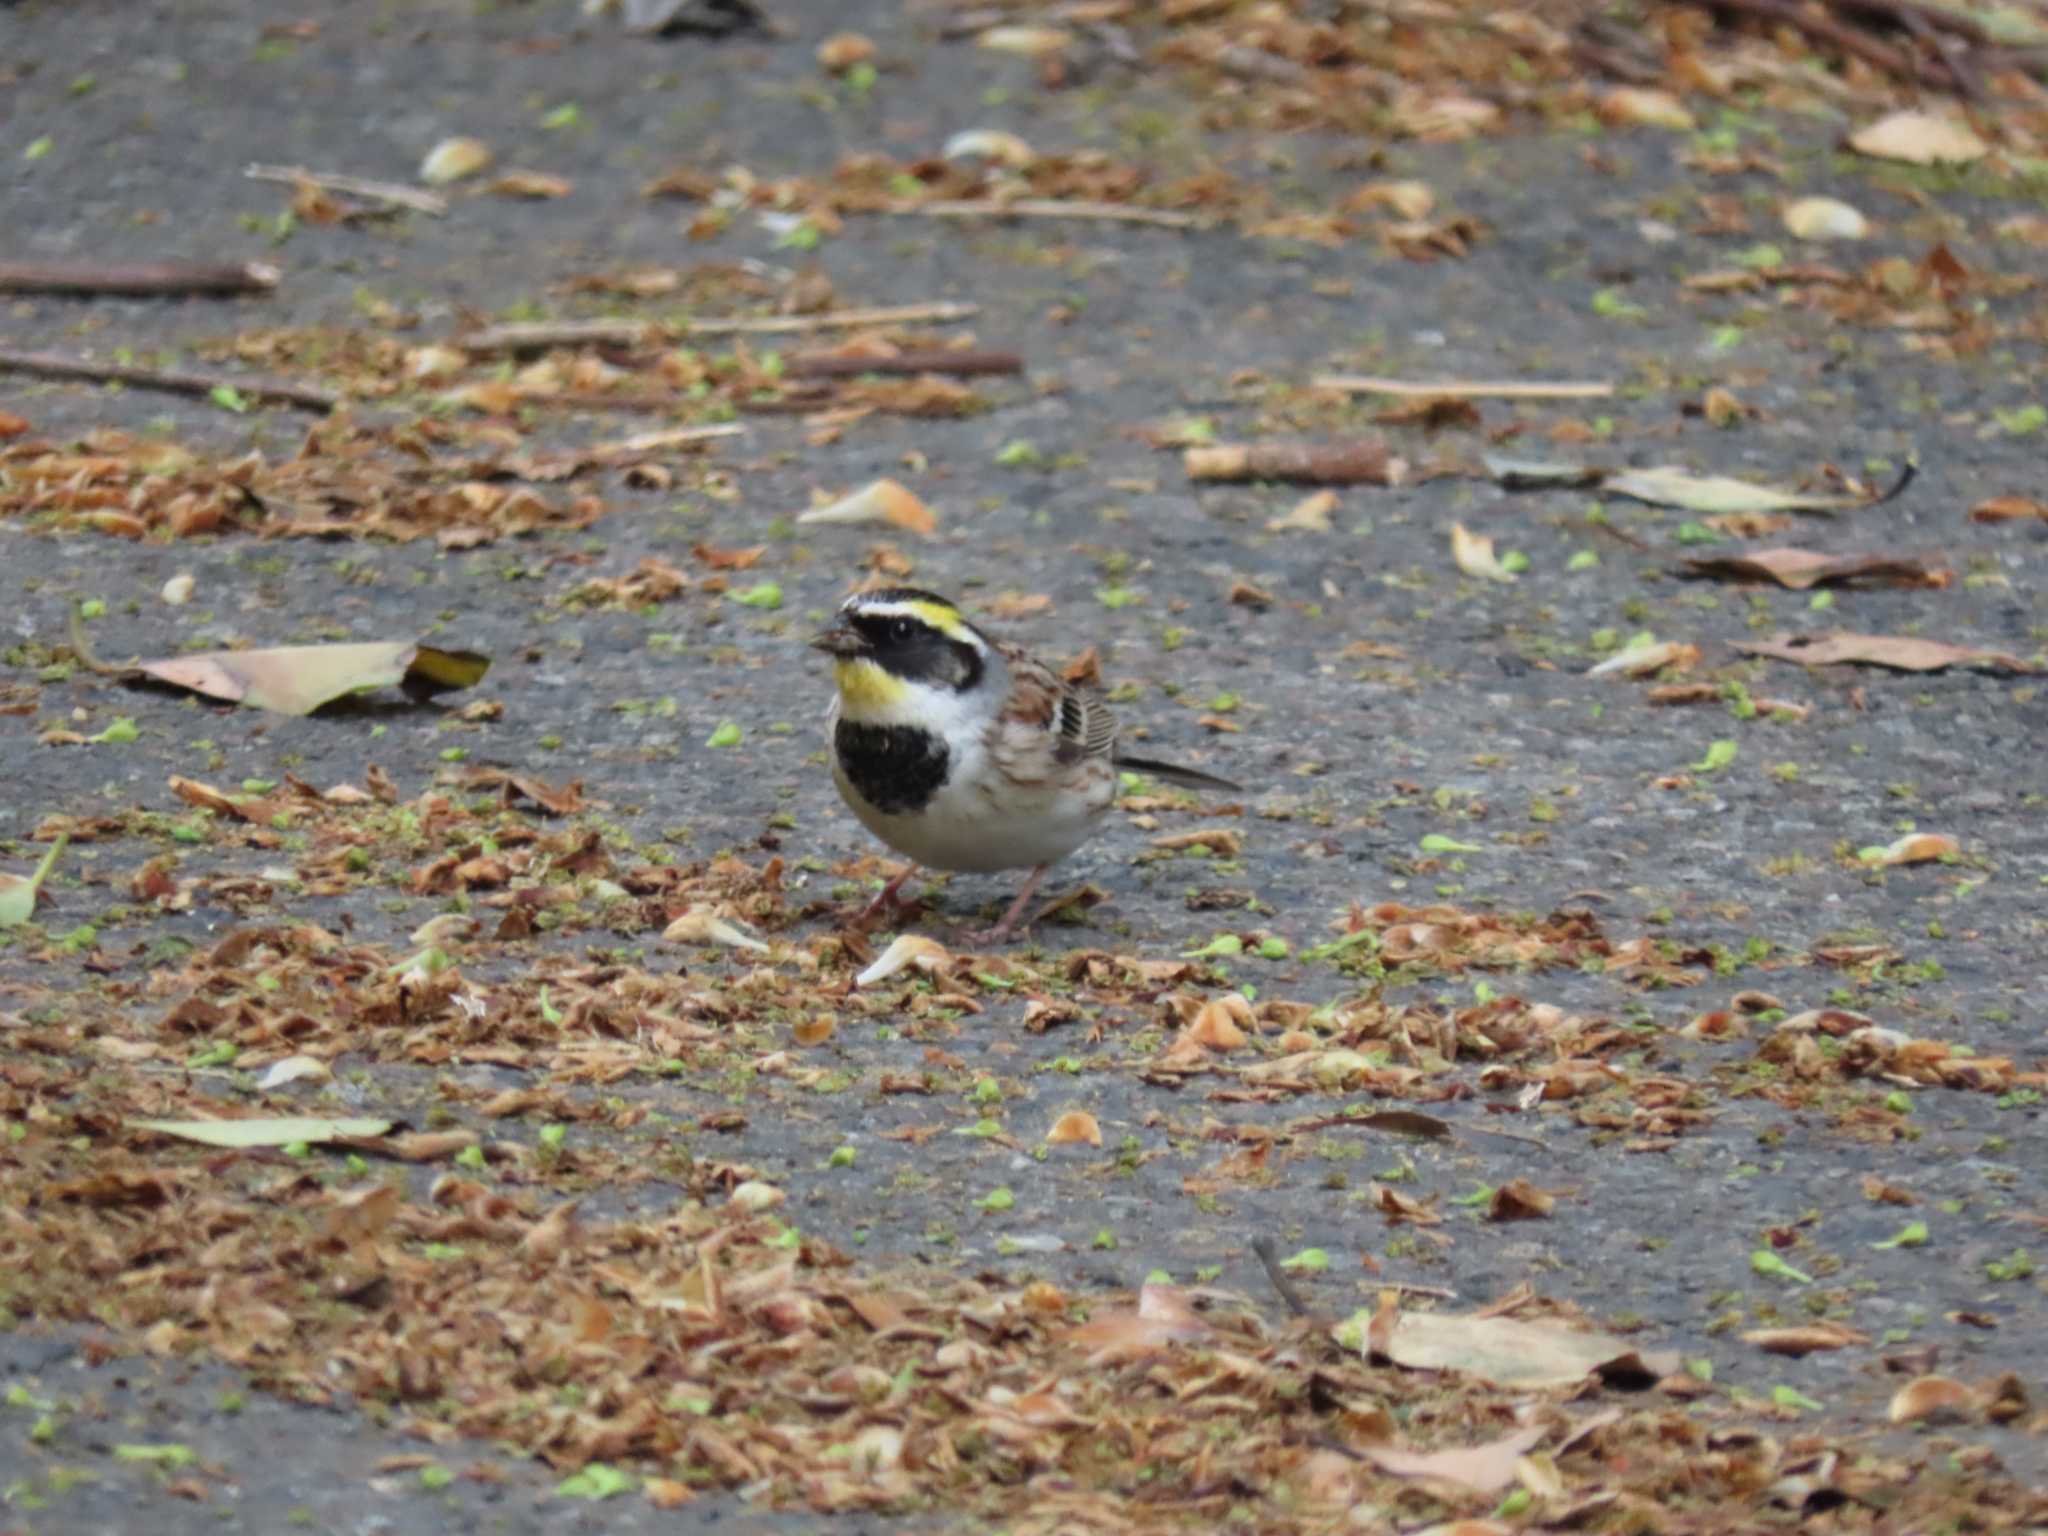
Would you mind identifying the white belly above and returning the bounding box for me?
[833,749,1112,872]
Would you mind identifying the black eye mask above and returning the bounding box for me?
[849,613,985,693]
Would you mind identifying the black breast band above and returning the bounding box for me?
[836,721,950,814]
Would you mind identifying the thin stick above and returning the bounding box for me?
[0,348,338,412]
[461,301,984,354]
[243,163,448,216]
[783,349,1021,379]
[897,199,1204,229]
[1250,1237,1330,1324]
[684,301,981,335]
[587,423,746,461]
[1317,375,1615,400]
[0,261,280,298]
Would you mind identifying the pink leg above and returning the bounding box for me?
[852,863,921,928]
[961,864,1050,948]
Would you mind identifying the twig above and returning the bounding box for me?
[0,260,280,298]
[1250,1237,1332,1324]
[1316,375,1615,400]
[1185,439,1404,485]
[1708,0,1948,87]
[783,349,1022,379]
[896,198,1204,229]
[243,163,449,216]
[461,301,985,354]
[66,605,136,677]
[684,301,981,335]
[0,349,339,412]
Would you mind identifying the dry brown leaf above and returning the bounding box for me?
[1362,1425,1550,1493]
[1889,1375,1978,1425]
[1970,495,2048,524]
[1046,1110,1103,1146]
[797,479,937,535]
[1849,111,1988,166]
[1486,1179,1555,1221]
[1681,548,1945,590]
[1450,523,1515,583]
[1742,1322,1869,1356]
[1860,832,1960,866]
[1736,631,2036,674]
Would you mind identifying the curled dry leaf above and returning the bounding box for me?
[976,24,1070,56]
[815,31,875,73]
[729,1180,784,1213]
[1736,631,2036,674]
[1186,997,1250,1051]
[1266,489,1337,533]
[138,641,489,716]
[1970,495,2048,523]
[1889,1375,1978,1425]
[129,1116,392,1149]
[1849,111,1988,166]
[1345,1307,1679,1388]
[1486,1179,1555,1221]
[487,171,573,200]
[1362,1425,1550,1494]
[1604,466,1871,517]
[419,136,494,185]
[1782,196,1868,242]
[942,128,1034,167]
[255,1054,332,1091]
[1860,833,1960,866]
[1450,524,1515,583]
[663,906,771,952]
[0,834,66,929]
[1062,1282,1213,1363]
[1046,1110,1103,1146]
[160,572,195,606]
[855,933,950,988]
[1343,179,1435,220]
[797,479,936,535]
[1743,1322,1870,1356]
[1588,639,1697,678]
[1598,87,1695,131]
[1680,548,1945,591]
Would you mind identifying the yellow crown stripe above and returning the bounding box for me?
[902,600,970,643]
[834,658,909,712]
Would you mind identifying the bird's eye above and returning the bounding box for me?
[888,618,917,644]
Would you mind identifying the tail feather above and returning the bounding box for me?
[1112,753,1240,793]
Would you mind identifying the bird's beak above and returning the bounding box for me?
[809,622,865,658]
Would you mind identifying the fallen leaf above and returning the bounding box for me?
[1486,1179,1555,1221]
[420,136,494,184]
[1588,639,1698,677]
[137,642,489,715]
[1969,495,2048,523]
[1680,548,1945,590]
[1598,87,1694,131]
[1345,1307,1678,1388]
[1266,489,1337,533]
[1782,196,1869,241]
[1604,466,1871,516]
[1046,1110,1103,1146]
[1859,832,1960,866]
[941,128,1034,166]
[1849,111,1988,166]
[797,479,937,535]
[1063,1283,1213,1362]
[663,906,771,952]
[1889,1375,1977,1424]
[1362,1425,1550,1493]
[1450,523,1516,583]
[1743,1322,1870,1356]
[856,933,951,988]
[255,1055,332,1090]
[487,170,572,199]
[1736,631,2035,674]
[0,833,66,929]
[129,1116,392,1149]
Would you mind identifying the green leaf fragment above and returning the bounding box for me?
[1873,1221,1929,1249]
[1750,1249,1811,1284]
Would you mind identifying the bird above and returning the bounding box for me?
[811,586,1239,946]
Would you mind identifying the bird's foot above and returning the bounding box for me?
[847,865,923,931]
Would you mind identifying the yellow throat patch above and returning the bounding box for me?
[833,658,910,714]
